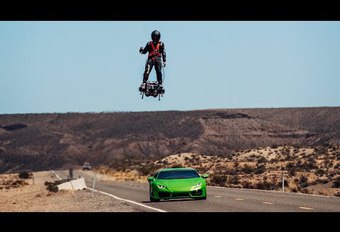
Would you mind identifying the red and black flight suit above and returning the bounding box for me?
[140,41,166,85]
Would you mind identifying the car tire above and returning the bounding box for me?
[150,196,160,202]
[149,185,160,202]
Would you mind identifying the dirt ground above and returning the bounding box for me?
[0,171,142,212]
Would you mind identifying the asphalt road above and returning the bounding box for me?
[55,170,340,212]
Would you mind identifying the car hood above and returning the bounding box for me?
[155,178,204,191]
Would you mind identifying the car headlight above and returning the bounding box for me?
[191,183,202,191]
[157,184,166,189]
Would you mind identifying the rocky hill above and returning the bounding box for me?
[0,107,340,173]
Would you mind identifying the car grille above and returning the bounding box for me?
[168,186,191,192]
[172,192,190,198]
[158,192,171,198]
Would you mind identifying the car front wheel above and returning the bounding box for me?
[149,185,160,202]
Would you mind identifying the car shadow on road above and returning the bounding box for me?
[142,198,197,204]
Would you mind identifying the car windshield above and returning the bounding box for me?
[157,170,200,179]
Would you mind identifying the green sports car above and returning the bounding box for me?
[147,168,208,202]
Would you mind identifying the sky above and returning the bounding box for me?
[1,21,340,114]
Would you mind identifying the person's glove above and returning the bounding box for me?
[163,62,166,67]
[139,47,144,53]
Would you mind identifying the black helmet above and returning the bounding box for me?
[151,30,161,42]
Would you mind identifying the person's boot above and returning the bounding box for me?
[158,82,164,94]
[139,82,146,92]
[158,81,163,89]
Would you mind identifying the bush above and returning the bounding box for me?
[45,181,59,192]
[171,164,183,168]
[18,171,30,179]
[269,158,278,163]
[316,178,329,184]
[257,157,267,164]
[44,180,68,192]
[241,180,252,189]
[334,163,340,169]
[254,164,266,174]
[230,175,239,185]
[298,161,317,171]
[137,163,161,176]
[242,164,254,174]
[299,188,311,194]
[287,162,296,176]
[211,174,227,186]
[288,169,296,176]
[256,181,274,190]
[332,177,340,188]
[316,169,325,176]
[299,175,309,188]
[286,162,295,170]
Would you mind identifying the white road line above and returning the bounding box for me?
[262,201,274,205]
[207,185,332,199]
[214,195,222,198]
[235,198,244,201]
[52,171,62,180]
[88,188,167,213]
[299,206,313,210]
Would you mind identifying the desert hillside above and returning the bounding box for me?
[96,145,340,197]
[0,107,340,173]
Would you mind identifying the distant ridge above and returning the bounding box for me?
[0,107,339,173]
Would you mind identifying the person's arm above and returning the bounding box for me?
[161,42,166,66]
[139,42,149,54]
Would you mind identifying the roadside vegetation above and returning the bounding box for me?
[97,145,340,197]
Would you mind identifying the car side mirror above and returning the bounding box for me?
[147,176,154,182]
[201,174,209,178]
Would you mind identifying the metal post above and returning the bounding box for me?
[92,173,97,198]
[282,171,284,192]
[69,167,73,180]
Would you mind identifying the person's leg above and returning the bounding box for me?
[143,59,154,83]
[155,59,163,85]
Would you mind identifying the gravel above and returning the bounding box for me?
[0,171,143,212]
